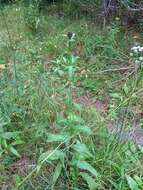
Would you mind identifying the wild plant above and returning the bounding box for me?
[130,45,143,68]
[36,33,100,189]
[23,0,41,32]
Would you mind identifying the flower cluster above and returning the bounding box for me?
[130,45,143,65]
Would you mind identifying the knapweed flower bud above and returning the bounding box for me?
[67,32,73,39]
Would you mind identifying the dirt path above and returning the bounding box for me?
[73,93,143,146]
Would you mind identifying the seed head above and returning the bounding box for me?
[67,32,73,40]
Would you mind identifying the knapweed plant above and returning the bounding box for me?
[53,32,79,86]
[36,33,99,189]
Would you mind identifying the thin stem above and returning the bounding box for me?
[0,9,19,95]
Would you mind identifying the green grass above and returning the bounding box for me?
[0,3,143,190]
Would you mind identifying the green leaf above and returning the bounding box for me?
[67,65,75,80]
[52,162,62,189]
[110,93,122,100]
[80,172,98,190]
[0,59,5,64]
[0,121,8,128]
[71,125,92,135]
[9,146,20,157]
[38,150,65,163]
[126,175,140,190]
[0,132,20,139]
[57,69,64,76]
[77,161,98,177]
[73,103,82,111]
[107,178,119,189]
[73,141,93,158]
[11,140,24,146]
[37,150,65,173]
[134,175,143,187]
[36,164,41,174]
[138,145,143,153]
[68,114,84,123]
[123,83,129,95]
[15,175,22,186]
[47,133,70,142]
[71,55,79,64]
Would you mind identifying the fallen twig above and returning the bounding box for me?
[96,66,136,74]
[112,69,136,85]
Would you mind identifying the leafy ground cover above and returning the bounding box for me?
[0,2,143,190]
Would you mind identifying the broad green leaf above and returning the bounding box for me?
[110,93,122,100]
[57,69,64,76]
[15,175,22,186]
[68,114,84,123]
[73,141,93,158]
[63,56,67,63]
[0,121,8,128]
[80,172,98,190]
[67,66,75,80]
[47,133,70,142]
[3,139,8,148]
[71,125,92,135]
[38,150,65,163]
[71,55,79,64]
[126,175,140,190]
[11,140,24,146]
[77,161,98,177]
[0,59,5,64]
[0,132,20,139]
[138,145,143,153]
[134,175,143,187]
[57,118,68,125]
[9,146,20,157]
[123,83,129,95]
[73,103,82,111]
[52,162,62,189]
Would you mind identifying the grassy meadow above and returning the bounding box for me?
[0,2,143,189]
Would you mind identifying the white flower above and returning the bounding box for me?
[131,45,143,51]
[135,60,140,64]
[131,46,139,53]
[130,53,133,56]
[139,57,143,61]
[16,8,20,11]
[133,49,138,53]
[139,47,143,52]
[131,46,137,51]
